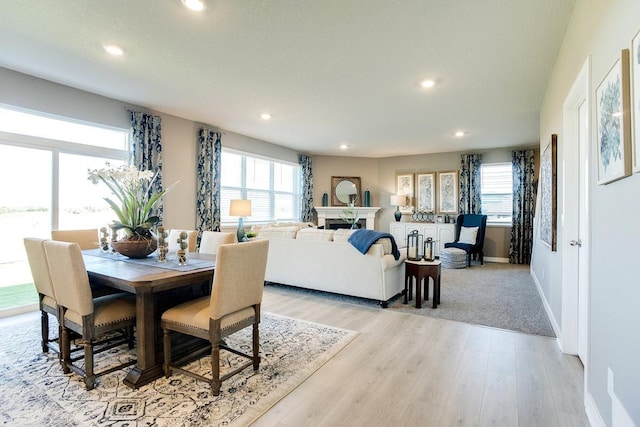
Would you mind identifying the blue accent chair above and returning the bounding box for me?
[444,214,488,267]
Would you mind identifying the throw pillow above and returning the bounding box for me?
[296,228,335,241]
[332,229,356,242]
[458,226,479,245]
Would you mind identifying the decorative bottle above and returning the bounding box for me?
[364,189,371,207]
[322,192,329,207]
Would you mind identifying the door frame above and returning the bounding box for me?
[561,57,591,363]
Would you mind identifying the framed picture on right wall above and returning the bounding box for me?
[631,30,640,173]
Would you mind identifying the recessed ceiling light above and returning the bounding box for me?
[340,144,349,150]
[182,0,205,11]
[420,80,435,89]
[103,45,124,56]
[260,113,271,120]
[455,131,466,137]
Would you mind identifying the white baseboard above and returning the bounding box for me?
[484,256,509,263]
[0,303,37,319]
[530,268,561,345]
[585,390,606,427]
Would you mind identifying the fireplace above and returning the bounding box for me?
[314,207,380,230]
[325,218,367,230]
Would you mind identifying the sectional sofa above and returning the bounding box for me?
[253,224,406,307]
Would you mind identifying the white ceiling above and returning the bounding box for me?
[0,0,575,158]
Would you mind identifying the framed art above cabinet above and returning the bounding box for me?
[437,171,459,213]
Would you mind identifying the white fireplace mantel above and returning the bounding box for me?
[314,206,380,230]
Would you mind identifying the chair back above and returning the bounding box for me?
[199,231,235,255]
[51,228,99,250]
[43,240,94,317]
[167,229,198,253]
[209,240,269,321]
[455,214,488,247]
[23,237,56,300]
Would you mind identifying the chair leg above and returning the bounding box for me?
[40,310,49,353]
[60,325,71,374]
[480,251,484,265]
[467,253,471,267]
[163,329,172,378]
[252,322,260,371]
[84,341,96,390]
[211,339,221,396]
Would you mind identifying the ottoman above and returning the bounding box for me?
[440,247,467,269]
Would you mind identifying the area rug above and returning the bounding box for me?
[389,262,556,337]
[0,312,357,426]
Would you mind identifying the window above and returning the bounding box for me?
[220,149,300,226]
[0,105,128,313]
[481,163,513,224]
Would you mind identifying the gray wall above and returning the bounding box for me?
[534,0,640,424]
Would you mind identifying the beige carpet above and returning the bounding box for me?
[0,312,357,426]
[389,262,556,337]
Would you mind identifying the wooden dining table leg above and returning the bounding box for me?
[123,291,162,389]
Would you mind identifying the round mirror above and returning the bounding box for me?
[335,180,358,204]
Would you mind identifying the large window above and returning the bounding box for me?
[481,163,513,224]
[0,105,128,314]
[220,149,300,226]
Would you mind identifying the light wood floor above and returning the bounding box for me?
[254,284,590,427]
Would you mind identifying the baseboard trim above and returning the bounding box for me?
[484,256,509,263]
[0,303,37,319]
[585,391,606,427]
[530,268,561,346]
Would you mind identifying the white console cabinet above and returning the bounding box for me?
[389,222,456,257]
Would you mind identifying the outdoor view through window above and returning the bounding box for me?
[0,106,128,314]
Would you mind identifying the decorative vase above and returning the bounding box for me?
[111,236,158,258]
[322,192,329,207]
[364,189,371,207]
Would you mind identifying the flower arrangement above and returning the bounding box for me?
[88,164,178,240]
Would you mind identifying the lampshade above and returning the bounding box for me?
[229,199,251,217]
[390,195,406,206]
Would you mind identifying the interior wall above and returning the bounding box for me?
[535,0,640,424]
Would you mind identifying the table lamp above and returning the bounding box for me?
[390,194,407,222]
[229,199,251,242]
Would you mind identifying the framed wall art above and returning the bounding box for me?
[396,173,414,213]
[416,172,435,212]
[540,134,557,251]
[596,49,632,184]
[632,31,640,173]
[437,171,458,214]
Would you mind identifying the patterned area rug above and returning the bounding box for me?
[0,312,356,426]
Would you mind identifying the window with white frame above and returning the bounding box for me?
[480,163,513,224]
[220,149,301,226]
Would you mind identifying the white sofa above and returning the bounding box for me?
[254,225,406,307]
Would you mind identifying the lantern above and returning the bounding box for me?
[424,237,435,261]
[407,230,424,261]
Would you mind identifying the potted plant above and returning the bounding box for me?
[88,164,178,258]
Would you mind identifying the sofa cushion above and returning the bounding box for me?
[332,229,357,242]
[296,228,335,241]
[257,226,300,239]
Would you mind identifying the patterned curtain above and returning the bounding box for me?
[299,154,314,222]
[196,128,222,239]
[129,110,163,219]
[509,150,536,264]
[458,154,482,214]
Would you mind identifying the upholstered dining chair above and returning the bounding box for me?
[199,231,235,256]
[51,228,99,250]
[43,240,137,390]
[444,214,488,266]
[167,229,198,253]
[161,239,269,395]
[23,237,59,354]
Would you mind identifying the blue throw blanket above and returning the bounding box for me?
[347,229,401,260]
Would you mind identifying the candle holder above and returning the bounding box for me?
[177,231,188,265]
[407,230,424,261]
[99,227,110,253]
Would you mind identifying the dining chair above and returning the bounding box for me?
[199,231,235,256]
[161,239,269,395]
[23,237,59,354]
[43,240,137,390]
[51,228,99,250]
[167,229,198,253]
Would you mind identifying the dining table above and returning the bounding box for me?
[82,249,216,389]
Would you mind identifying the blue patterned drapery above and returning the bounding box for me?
[196,129,222,240]
[299,154,314,222]
[458,154,482,214]
[129,110,164,220]
[509,149,536,264]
